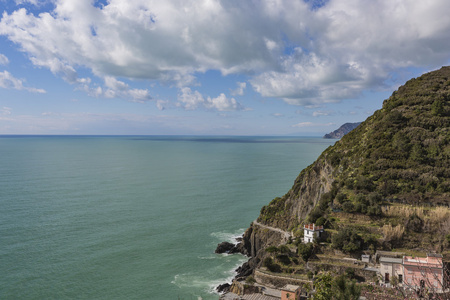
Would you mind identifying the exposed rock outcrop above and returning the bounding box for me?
[258,158,335,230]
[215,241,240,254]
[216,283,231,293]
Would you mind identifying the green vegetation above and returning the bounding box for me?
[333,274,361,300]
[326,67,450,206]
[256,66,450,252]
[313,272,361,300]
[263,257,282,273]
[313,273,333,300]
[297,242,314,262]
[331,227,363,253]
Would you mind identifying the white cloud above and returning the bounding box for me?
[206,93,243,111]
[177,87,205,110]
[1,0,450,107]
[177,87,244,111]
[74,75,152,103]
[156,100,168,111]
[0,70,46,93]
[292,122,334,128]
[15,0,39,5]
[103,76,152,102]
[231,82,246,96]
[313,110,334,117]
[1,106,12,115]
[0,53,9,65]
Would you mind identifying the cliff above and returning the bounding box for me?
[323,122,361,139]
[237,66,450,274]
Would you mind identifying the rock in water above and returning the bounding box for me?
[215,241,237,254]
[216,283,231,293]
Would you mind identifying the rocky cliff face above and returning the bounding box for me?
[236,66,450,273]
[257,158,335,231]
[233,157,336,278]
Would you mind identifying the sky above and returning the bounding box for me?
[0,0,450,136]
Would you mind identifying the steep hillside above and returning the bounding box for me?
[235,67,450,264]
[258,67,450,230]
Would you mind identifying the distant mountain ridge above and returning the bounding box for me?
[323,122,361,139]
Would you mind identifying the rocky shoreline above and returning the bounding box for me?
[214,231,254,293]
[214,220,290,294]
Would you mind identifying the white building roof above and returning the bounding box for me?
[379,256,403,264]
[281,284,300,292]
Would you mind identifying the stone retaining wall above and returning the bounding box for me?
[254,269,312,289]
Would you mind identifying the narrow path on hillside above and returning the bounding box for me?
[252,220,293,241]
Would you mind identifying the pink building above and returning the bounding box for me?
[402,253,444,292]
[281,284,301,300]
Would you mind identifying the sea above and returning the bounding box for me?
[0,135,335,299]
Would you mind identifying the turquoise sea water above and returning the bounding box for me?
[0,136,335,299]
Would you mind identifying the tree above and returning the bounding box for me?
[263,257,281,273]
[298,242,314,262]
[333,275,361,300]
[313,273,362,300]
[332,227,363,253]
[313,273,333,300]
[432,99,444,116]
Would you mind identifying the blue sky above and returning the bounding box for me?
[0,0,449,135]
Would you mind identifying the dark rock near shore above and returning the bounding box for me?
[235,256,259,279]
[216,283,231,293]
[215,241,240,254]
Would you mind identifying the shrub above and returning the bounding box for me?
[345,268,355,279]
[278,245,291,254]
[381,224,405,242]
[277,254,291,265]
[297,242,314,262]
[336,193,347,204]
[245,276,256,285]
[332,227,363,253]
[265,246,279,253]
[366,205,382,216]
[405,213,424,232]
[410,143,426,163]
[354,176,375,192]
[308,206,324,223]
[342,202,355,213]
[315,216,326,227]
[263,257,282,273]
[333,274,361,300]
[429,206,450,225]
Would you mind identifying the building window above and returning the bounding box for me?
[420,280,425,288]
[398,275,403,283]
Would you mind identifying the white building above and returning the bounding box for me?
[303,223,324,243]
[379,256,404,287]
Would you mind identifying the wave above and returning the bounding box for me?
[210,228,246,244]
[171,255,247,298]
